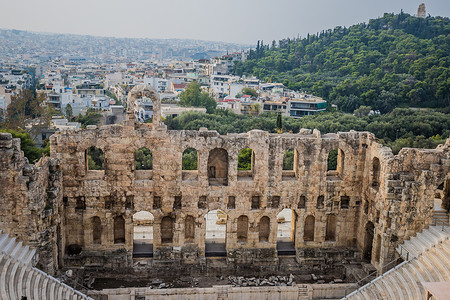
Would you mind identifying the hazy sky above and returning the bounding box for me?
[1,0,449,44]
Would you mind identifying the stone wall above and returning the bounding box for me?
[0,132,63,274]
[49,116,450,272]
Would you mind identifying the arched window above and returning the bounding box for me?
[372,157,381,187]
[135,147,152,170]
[238,148,254,180]
[304,215,315,242]
[161,216,174,244]
[259,216,270,242]
[114,216,125,244]
[185,215,195,242]
[182,148,198,170]
[208,148,229,186]
[325,214,337,241]
[92,216,101,244]
[237,215,249,242]
[87,146,104,170]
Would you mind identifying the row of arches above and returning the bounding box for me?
[88,210,339,258]
[86,145,382,187]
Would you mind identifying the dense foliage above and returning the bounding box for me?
[165,108,449,154]
[179,81,217,113]
[135,147,153,170]
[87,146,104,170]
[182,148,198,170]
[238,148,252,170]
[0,129,49,163]
[75,109,102,128]
[234,13,450,112]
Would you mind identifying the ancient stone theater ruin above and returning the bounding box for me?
[0,84,449,299]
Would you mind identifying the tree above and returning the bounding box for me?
[238,148,252,170]
[241,87,258,98]
[75,109,102,128]
[249,103,261,116]
[65,104,73,120]
[276,112,282,132]
[179,81,217,113]
[354,106,371,117]
[0,129,47,163]
[135,148,153,170]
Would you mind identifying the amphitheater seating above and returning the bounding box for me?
[343,225,450,300]
[0,230,92,300]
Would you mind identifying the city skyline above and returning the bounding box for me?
[0,0,449,44]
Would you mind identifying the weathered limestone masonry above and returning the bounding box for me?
[0,132,63,275]
[46,85,450,276]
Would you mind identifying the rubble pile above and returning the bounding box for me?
[228,274,295,287]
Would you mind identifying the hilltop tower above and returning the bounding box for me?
[417,3,426,18]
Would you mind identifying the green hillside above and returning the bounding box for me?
[234,12,450,112]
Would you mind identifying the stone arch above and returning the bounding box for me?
[182,148,198,170]
[237,215,249,243]
[86,146,104,171]
[114,216,125,244]
[161,216,174,244]
[92,216,102,244]
[237,148,254,180]
[364,221,375,261]
[304,215,315,242]
[259,216,270,242]
[325,214,337,241]
[372,157,381,187]
[205,210,227,256]
[135,147,152,170]
[185,215,195,242]
[208,148,229,186]
[126,84,161,127]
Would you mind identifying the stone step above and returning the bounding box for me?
[0,258,12,297]
[0,234,10,250]
[400,263,421,299]
[405,262,425,295]
[420,254,445,282]
[427,250,450,281]
[2,238,17,254]
[414,259,434,282]
[391,271,412,300]
[9,261,20,300]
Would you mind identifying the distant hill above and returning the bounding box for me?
[0,29,248,61]
[234,12,450,112]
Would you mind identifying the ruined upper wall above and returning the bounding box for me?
[0,133,63,274]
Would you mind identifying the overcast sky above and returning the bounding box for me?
[0,0,449,44]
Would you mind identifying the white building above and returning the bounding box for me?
[134,97,153,123]
[143,76,170,93]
